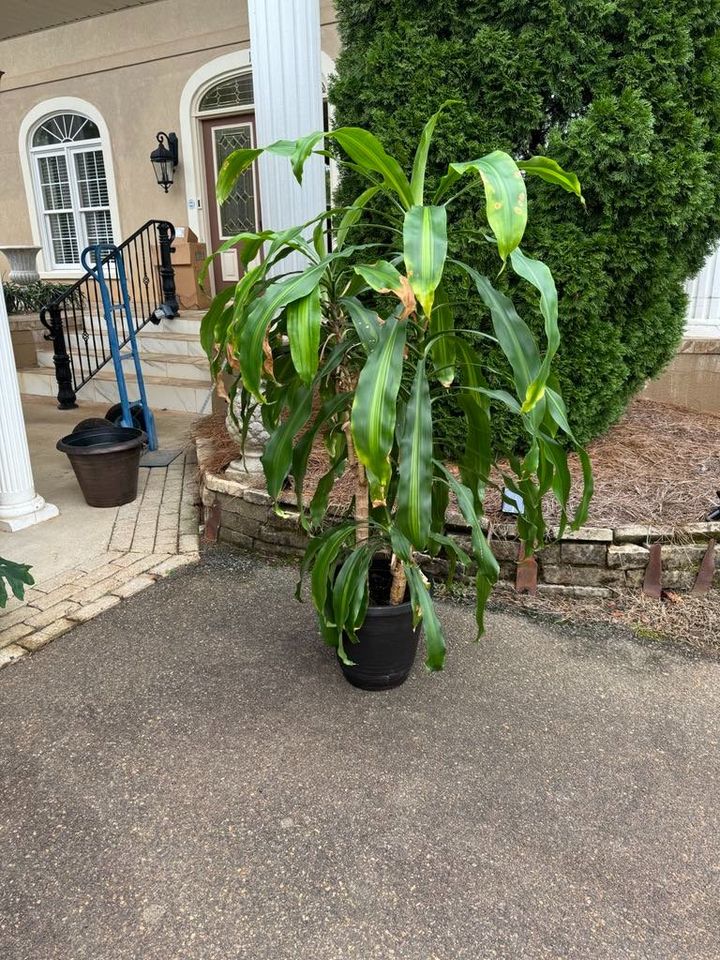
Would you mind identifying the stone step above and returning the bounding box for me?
[38,351,209,382]
[33,310,203,340]
[35,328,205,361]
[18,366,213,414]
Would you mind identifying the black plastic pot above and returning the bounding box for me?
[338,558,421,691]
[57,427,144,508]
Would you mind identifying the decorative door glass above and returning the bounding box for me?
[213,124,258,239]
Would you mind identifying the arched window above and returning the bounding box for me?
[198,72,254,114]
[29,111,115,269]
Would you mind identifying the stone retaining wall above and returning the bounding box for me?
[199,463,720,599]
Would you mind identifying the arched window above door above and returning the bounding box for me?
[198,73,254,114]
[28,110,115,270]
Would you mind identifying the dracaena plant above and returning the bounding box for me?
[201,104,592,671]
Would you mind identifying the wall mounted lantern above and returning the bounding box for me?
[150,132,179,192]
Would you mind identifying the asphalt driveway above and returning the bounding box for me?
[1,548,718,959]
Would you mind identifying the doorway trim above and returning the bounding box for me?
[179,48,336,280]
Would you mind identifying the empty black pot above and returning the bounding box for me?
[57,427,144,508]
[339,557,421,691]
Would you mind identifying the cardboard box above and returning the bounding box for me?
[171,227,211,308]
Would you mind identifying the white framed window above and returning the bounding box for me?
[29,112,115,271]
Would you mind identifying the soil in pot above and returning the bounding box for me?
[57,426,144,508]
[339,556,421,692]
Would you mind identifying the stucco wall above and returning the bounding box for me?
[0,0,338,277]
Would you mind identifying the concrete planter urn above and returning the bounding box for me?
[0,246,41,284]
[225,395,268,479]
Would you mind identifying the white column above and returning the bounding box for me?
[0,280,58,532]
[249,0,326,274]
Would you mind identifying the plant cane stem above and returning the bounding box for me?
[389,554,407,605]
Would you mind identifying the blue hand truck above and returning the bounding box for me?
[81,243,158,451]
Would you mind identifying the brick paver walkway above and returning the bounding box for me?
[0,449,200,669]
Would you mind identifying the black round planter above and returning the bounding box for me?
[57,427,144,508]
[338,557,421,691]
[340,601,420,691]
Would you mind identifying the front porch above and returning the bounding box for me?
[0,397,199,661]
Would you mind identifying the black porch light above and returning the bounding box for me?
[150,132,179,192]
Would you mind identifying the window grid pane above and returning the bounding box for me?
[83,209,114,246]
[74,151,110,209]
[38,155,72,211]
[48,213,79,265]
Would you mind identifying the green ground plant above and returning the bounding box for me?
[202,108,591,670]
[0,557,33,608]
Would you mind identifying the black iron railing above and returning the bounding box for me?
[40,219,179,409]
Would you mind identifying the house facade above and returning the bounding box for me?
[0,0,335,531]
[0,0,338,288]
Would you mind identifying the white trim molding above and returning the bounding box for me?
[178,47,335,244]
[685,245,720,339]
[18,96,122,278]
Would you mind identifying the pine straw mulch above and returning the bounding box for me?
[527,396,720,528]
[193,397,720,526]
[494,585,720,656]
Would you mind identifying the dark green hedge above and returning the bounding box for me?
[329,0,720,452]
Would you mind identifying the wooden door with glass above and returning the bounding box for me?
[202,114,260,291]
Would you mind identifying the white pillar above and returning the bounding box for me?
[248,0,326,275]
[0,280,58,532]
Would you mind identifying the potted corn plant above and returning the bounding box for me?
[202,104,592,689]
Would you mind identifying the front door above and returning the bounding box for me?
[202,114,260,291]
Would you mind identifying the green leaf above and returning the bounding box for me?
[427,283,455,386]
[309,442,348,528]
[444,151,527,260]
[310,524,356,624]
[339,296,381,353]
[540,435,572,537]
[287,286,322,384]
[510,247,559,413]
[574,447,594,530]
[239,260,333,402]
[332,544,373,641]
[410,100,459,205]
[458,262,540,398]
[261,383,314,499]
[518,156,585,204]
[0,557,34,608]
[330,128,414,208]
[270,132,325,184]
[396,360,433,549]
[430,466,450,540]
[458,392,491,509]
[353,260,403,294]
[351,314,407,504]
[216,148,262,204]
[291,392,350,520]
[403,562,446,671]
[336,185,381,250]
[436,464,498,639]
[402,205,447,318]
[200,284,236,360]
